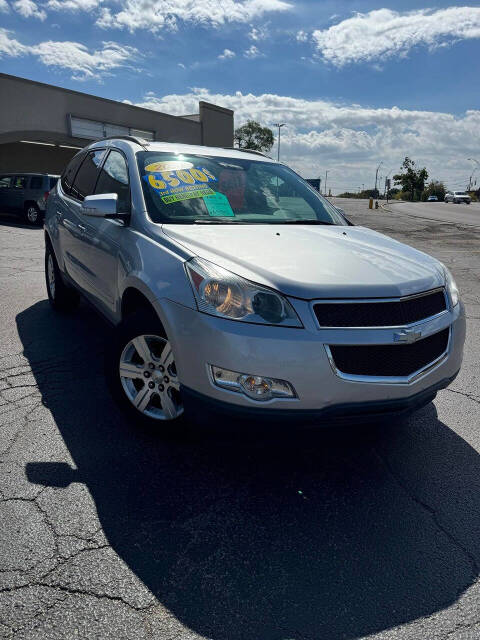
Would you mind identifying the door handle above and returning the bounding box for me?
[78,224,86,232]
[56,210,63,219]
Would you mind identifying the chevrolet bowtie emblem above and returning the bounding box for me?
[394,329,423,344]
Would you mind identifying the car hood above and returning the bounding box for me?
[161,224,445,299]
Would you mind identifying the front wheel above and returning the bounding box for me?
[106,310,186,434]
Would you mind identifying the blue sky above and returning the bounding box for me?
[1,0,480,192]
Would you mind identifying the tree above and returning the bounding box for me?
[234,120,274,153]
[393,157,428,201]
[421,180,446,201]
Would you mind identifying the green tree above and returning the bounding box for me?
[234,120,274,153]
[421,180,446,201]
[393,157,428,201]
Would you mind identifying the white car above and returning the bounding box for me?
[445,191,471,204]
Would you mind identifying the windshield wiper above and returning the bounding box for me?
[274,219,335,225]
[193,218,241,224]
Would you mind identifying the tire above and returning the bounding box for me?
[106,309,187,435]
[24,203,42,226]
[45,242,80,311]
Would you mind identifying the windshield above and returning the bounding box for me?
[455,191,466,195]
[137,151,346,225]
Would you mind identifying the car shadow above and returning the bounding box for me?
[0,213,39,229]
[17,300,480,640]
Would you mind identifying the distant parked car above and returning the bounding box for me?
[427,195,438,202]
[0,173,59,224]
[444,191,471,204]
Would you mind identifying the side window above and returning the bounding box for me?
[61,154,85,196]
[94,150,130,212]
[0,176,12,189]
[49,177,58,190]
[29,176,43,190]
[71,150,105,201]
[13,176,27,189]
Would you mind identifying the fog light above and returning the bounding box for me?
[211,365,296,401]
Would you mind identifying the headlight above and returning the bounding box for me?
[444,267,459,307]
[185,257,303,327]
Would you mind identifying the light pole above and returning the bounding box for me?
[374,161,383,199]
[325,170,329,196]
[468,158,479,192]
[273,123,285,162]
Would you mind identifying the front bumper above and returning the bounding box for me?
[155,298,465,416]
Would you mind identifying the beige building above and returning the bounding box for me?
[0,73,234,174]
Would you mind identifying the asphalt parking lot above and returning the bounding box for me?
[1,201,480,640]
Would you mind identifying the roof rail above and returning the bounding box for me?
[222,146,271,159]
[93,135,151,148]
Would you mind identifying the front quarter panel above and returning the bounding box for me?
[116,225,196,323]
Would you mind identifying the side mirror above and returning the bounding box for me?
[81,193,118,218]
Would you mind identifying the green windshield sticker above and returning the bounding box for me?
[203,191,235,217]
[162,187,214,204]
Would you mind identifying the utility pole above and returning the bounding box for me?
[273,123,285,162]
[374,161,383,199]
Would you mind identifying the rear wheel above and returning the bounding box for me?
[45,242,80,311]
[24,203,42,226]
[107,309,186,434]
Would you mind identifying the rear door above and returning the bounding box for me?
[0,176,13,212]
[10,176,27,212]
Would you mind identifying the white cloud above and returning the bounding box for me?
[296,29,308,42]
[313,7,480,67]
[13,0,46,20]
[0,28,138,80]
[46,0,101,10]
[248,25,268,41]
[243,44,262,58]
[218,48,235,60]
[131,88,480,192]
[0,28,27,57]
[0,0,9,12]
[96,0,290,32]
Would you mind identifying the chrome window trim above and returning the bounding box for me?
[324,327,451,385]
[311,287,449,330]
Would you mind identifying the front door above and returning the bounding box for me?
[80,149,131,315]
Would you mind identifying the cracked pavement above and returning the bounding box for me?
[0,202,480,640]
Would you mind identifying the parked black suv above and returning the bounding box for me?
[0,173,59,225]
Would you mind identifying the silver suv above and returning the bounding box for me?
[0,173,59,224]
[44,137,465,431]
[445,191,471,204]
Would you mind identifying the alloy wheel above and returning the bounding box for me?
[27,207,38,223]
[119,334,183,421]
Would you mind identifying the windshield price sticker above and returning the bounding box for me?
[144,166,218,201]
[203,191,235,217]
[162,188,215,204]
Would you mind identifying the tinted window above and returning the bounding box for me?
[71,150,105,201]
[61,154,85,196]
[29,176,43,189]
[13,176,27,189]
[95,150,130,212]
[0,176,12,189]
[49,177,58,189]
